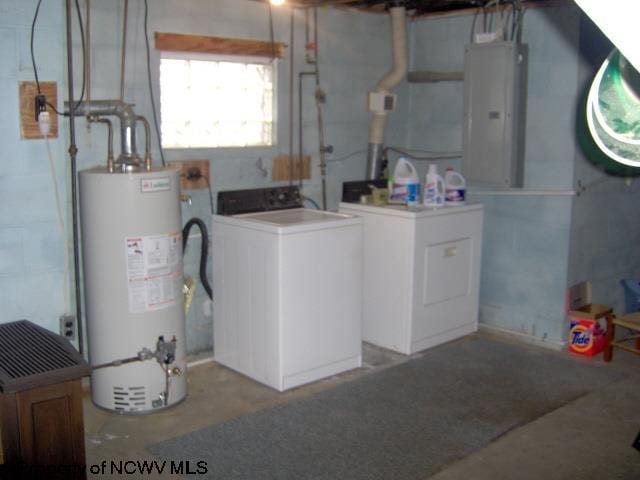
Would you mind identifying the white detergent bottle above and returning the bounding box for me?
[423,164,445,208]
[444,168,467,206]
[390,157,420,206]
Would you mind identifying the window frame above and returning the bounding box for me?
[158,50,278,150]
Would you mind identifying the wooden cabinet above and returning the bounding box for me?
[0,320,90,479]
[1,380,86,467]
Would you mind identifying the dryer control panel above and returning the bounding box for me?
[217,186,302,215]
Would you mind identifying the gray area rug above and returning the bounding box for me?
[149,336,625,480]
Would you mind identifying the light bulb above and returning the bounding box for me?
[270,0,285,6]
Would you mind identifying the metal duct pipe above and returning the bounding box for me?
[66,99,141,168]
[366,6,407,179]
[408,70,464,83]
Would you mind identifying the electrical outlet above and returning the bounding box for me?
[168,160,211,190]
[35,95,47,121]
[19,81,58,139]
[186,166,203,181]
[59,314,77,343]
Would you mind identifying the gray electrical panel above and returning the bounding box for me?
[462,41,528,188]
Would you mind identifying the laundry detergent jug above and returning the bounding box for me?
[423,164,445,208]
[444,168,466,206]
[390,157,420,206]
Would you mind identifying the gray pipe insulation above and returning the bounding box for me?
[366,6,408,179]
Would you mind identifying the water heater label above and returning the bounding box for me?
[125,233,182,313]
[141,177,171,193]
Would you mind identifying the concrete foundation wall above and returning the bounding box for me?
[568,14,640,314]
[0,0,398,354]
[408,5,582,345]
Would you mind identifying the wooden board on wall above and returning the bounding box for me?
[168,160,211,190]
[155,32,285,58]
[19,81,58,140]
[272,155,311,182]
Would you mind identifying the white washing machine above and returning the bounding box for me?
[339,202,484,355]
[213,187,363,391]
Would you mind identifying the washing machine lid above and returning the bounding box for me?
[222,208,361,234]
[238,208,349,225]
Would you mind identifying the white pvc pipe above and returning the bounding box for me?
[368,6,408,147]
[376,6,408,92]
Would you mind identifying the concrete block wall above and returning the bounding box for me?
[475,194,572,343]
[408,14,468,158]
[1,0,400,355]
[297,6,403,207]
[0,0,68,334]
[568,14,640,314]
[10,0,635,356]
[408,5,582,345]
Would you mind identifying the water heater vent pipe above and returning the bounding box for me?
[366,5,407,179]
[65,99,144,170]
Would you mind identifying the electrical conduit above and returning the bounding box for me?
[65,0,84,354]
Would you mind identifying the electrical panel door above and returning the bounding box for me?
[462,41,528,188]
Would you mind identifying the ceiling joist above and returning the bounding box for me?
[252,0,567,18]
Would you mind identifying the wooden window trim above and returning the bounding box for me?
[155,32,285,59]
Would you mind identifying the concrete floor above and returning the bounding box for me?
[83,332,640,479]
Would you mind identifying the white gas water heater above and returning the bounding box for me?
[77,101,187,413]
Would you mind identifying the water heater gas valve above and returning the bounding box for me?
[156,335,177,365]
[137,335,177,365]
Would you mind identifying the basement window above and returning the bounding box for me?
[159,52,275,149]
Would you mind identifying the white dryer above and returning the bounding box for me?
[339,202,484,355]
[213,187,362,391]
